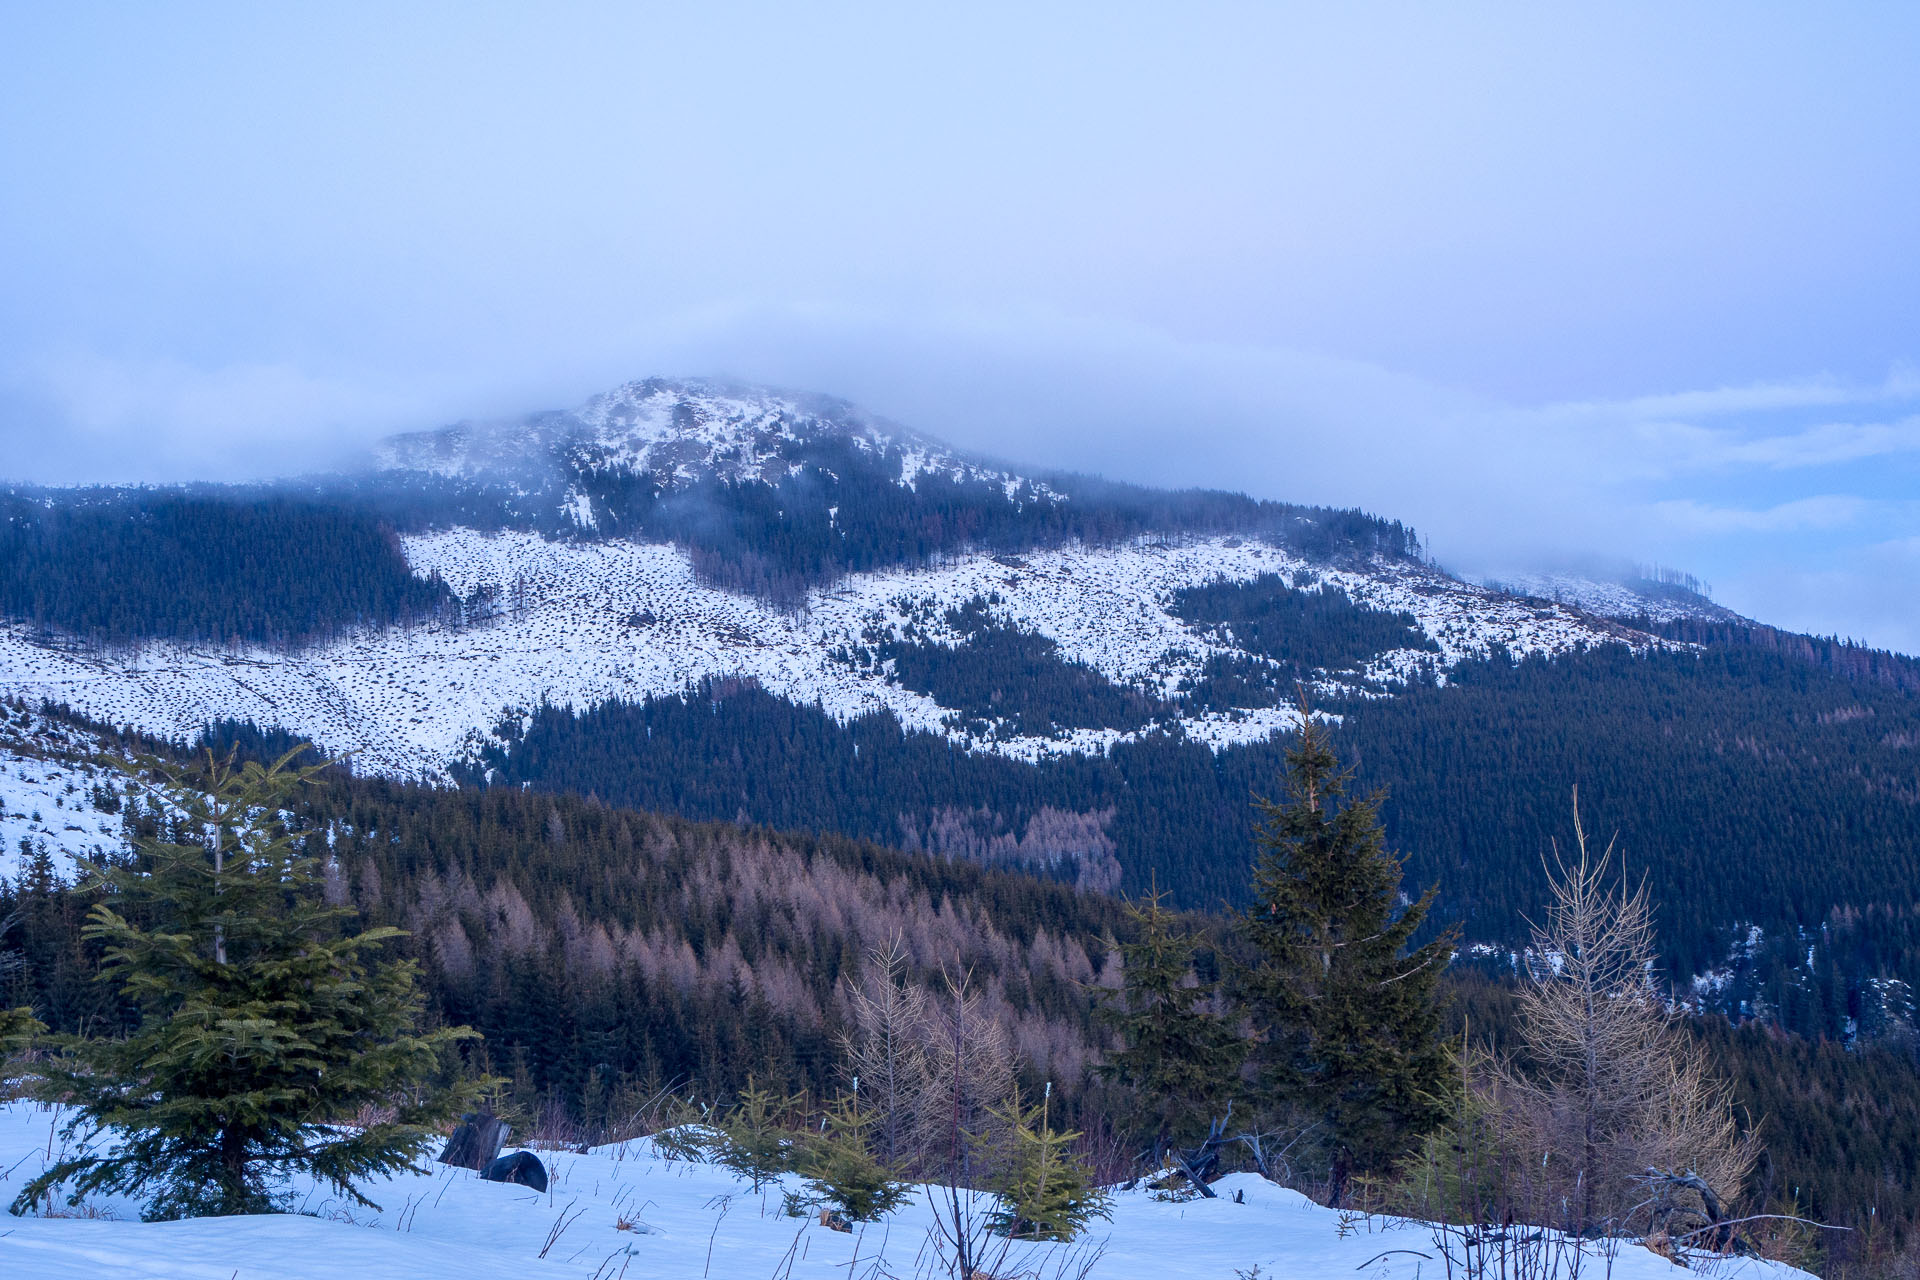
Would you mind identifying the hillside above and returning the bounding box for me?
[0,526,1651,778]
[0,706,1130,1108]
[1,377,1915,1049]
[3,708,1914,1270]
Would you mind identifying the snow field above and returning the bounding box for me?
[0,1103,1806,1280]
[1489,572,1741,626]
[0,709,131,882]
[0,529,1655,784]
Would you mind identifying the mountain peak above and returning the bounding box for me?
[373,375,1006,494]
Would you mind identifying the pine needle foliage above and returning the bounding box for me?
[985,1084,1111,1242]
[0,1005,37,1051]
[13,748,482,1220]
[1098,882,1243,1156]
[718,1076,804,1191]
[1240,710,1456,1206]
[0,910,41,1062]
[801,1089,912,1221]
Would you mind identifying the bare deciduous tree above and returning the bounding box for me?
[910,969,1023,1280]
[914,968,1017,1184]
[840,933,930,1171]
[1501,791,1756,1235]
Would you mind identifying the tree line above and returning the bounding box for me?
[471,635,1920,1048]
[0,488,459,649]
[0,452,1421,648]
[4,708,1917,1271]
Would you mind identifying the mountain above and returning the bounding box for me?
[374,377,1054,503]
[1487,566,1746,626]
[3,377,1918,1046]
[0,378,1618,777]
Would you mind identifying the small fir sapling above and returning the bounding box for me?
[717,1077,802,1191]
[986,1082,1111,1242]
[800,1079,912,1222]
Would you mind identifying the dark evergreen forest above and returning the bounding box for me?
[0,489,458,647]
[525,436,1423,603]
[0,451,1420,646]
[874,598,1167,737]
[1168,572,1438,675]
[469,641,1920,1048]
[7,718,1919,1266]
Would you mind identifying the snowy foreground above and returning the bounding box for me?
[0,1104,1805,1280]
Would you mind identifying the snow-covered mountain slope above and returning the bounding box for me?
[0,1102,1807,1280]
[376,376,1057,507]
[1491,570,1744,626]
[0,377,1683,784]
[0,528,1659,783]
[0,707,128,882]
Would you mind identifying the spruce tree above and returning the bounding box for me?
[13,748,481,1220]
[800,1088,911,1221]
[1098,883,1243,1159]
[0,1005,37,1057]
[985,1083,1111,1241]
[1241,712,1455,1207]
[717,1076,803,1191]
[0,910,40,1060]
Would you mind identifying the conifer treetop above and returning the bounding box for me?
[14,746,483,1220]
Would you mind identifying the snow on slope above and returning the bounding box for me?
[0,531,1653,783]
[1492,571,1744,626]
[0,1102,1804,1280]
[0,708,127,882]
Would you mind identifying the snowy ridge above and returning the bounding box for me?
[1491,571,1744,626]
[375,377,1060,503]
[0,530,1660,784]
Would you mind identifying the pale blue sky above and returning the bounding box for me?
[3,3,1918,650]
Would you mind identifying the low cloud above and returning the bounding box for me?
[1,352,445,484]
[1719,537,1920,655]
[1645,495,1882,535]
[4,305,1916,653]
[1708,417,1920,470]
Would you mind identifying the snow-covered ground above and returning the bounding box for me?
[0,708,130,882]
[0,530,1656,782]
[0,1102,1804,1280]
[0,751,122,883]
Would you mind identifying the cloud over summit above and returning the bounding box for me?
[3,3,1917,650]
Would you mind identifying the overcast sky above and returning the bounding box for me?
[4,3,1918,651]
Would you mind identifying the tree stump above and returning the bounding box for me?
[439,1112,509,1171]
